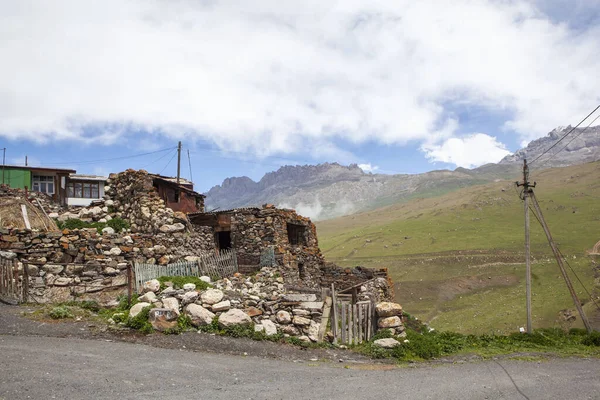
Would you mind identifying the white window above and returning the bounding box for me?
[32,175,55,194]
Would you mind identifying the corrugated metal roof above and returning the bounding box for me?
[68,174,107,181]
[188,207,261,216]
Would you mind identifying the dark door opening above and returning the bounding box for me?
[217,231,232,250]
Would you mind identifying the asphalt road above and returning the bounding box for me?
[1,335,599,400]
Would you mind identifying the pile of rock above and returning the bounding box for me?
[104,170,177,233]
[130,267,324,342]
[372,301,406,349]
[376,301,405,336]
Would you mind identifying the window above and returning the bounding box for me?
[67,181,100,198]
[287,223,306,246]
[32,175,55,194]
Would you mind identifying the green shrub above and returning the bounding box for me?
[54,217,130,234]
[157,276,211,291]
[125,306,153,334]
[112,312,127,324]
[164,314,194,335]
[107,218,130,233]
[404,330,442,359]
[49,306,73,319]
[582,332,600,346]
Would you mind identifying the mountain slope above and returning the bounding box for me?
[315,161,600,334]
[205,125,600,220]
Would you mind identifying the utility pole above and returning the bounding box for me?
[516,159,534,333]
[176,141,182,185]
[529,191,593,333]
[2,147,5,185]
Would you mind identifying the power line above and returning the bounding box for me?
[530,104,600,166]
[540,113,600,166]
[158,149,178,175]
[187,149,193,183]
[139,148,178,170]
[38,147,177,167]
[528,203,600,313]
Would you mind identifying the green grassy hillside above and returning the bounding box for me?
[316,161,600,334]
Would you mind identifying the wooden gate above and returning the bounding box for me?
[0,256,28,304]
[331,286,376,345]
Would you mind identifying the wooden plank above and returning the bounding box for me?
[358,304,363,343]
[348,303,353,345]
[353,303,358,345]
[317,296,332,342]
[366,302,372,341]
[21,204,31,230]
[341,303,347,344]
[331,284,338,341]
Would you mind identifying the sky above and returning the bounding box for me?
[1,0,599,193]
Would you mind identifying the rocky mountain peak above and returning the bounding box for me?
[499,125,600,166]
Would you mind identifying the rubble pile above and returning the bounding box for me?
[134,267,326,342]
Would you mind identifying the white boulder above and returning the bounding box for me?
[218,309,252,327]
[201,289,224,305]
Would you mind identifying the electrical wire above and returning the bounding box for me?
[158,149,178,175]
[39,146,177,167]
[558,247,600,312]
[187,149,193,183]
[539,113,600,166]
[139,148,177,170]
[527,203,600,312]
[529,104,600,166]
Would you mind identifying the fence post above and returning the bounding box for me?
[22,260,28,303]
[127,264,132,307]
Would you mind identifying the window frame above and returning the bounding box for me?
[66,181,100,199]
[32,175,55,195]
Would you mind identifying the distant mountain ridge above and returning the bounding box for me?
[206,126,600,220]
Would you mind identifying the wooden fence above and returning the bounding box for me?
[0,256,28,304]
[134,249,238,291]
[330,285,375,345]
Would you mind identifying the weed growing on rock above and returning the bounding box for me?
[157,276,211,291]
[125,306,153,334]
[49,306,74,319]
[55,217,130,234]
[164,315,195,335]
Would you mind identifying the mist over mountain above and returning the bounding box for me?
[205,126,600,220]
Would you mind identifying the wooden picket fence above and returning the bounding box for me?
[134,249,238,291]
[330,285,376,345]
[0,256,28,304]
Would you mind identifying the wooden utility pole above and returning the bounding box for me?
[529,192,593,333]
[176,141,182,185]
[516,159,534,333]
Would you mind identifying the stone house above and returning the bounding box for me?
[188,205,325,286]
[149,174,205,214]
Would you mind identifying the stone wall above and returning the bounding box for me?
[0,225,216,305]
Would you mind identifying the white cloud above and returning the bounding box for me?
[358,163,379,173]
[422,134,511,168]
[0,0,599,155]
